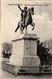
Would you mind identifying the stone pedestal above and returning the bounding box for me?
[2,34,40,75]
[10,34,40,66]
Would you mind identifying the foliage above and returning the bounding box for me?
[2,43,12,58]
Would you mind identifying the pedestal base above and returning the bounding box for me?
[2,62,40,75]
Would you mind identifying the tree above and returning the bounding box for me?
[2,43,12,58]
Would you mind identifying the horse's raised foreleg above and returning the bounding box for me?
[31,23,35,30]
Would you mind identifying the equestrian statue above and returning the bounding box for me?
[15,4,35,34]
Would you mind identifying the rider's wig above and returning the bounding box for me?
[24,7,27,10]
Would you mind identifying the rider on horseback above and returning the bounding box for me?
[15,5,35,33]
[18,4,27,27]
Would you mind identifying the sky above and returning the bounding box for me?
[1,0,52,43]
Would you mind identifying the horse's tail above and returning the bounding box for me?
[15,22,20,32]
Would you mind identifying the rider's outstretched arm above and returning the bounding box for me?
[18,4,23,12]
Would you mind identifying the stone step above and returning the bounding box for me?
[19,68,40,74]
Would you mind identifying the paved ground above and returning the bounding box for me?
[0,68,52,79]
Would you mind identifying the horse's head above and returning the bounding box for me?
[30,7,34,15]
